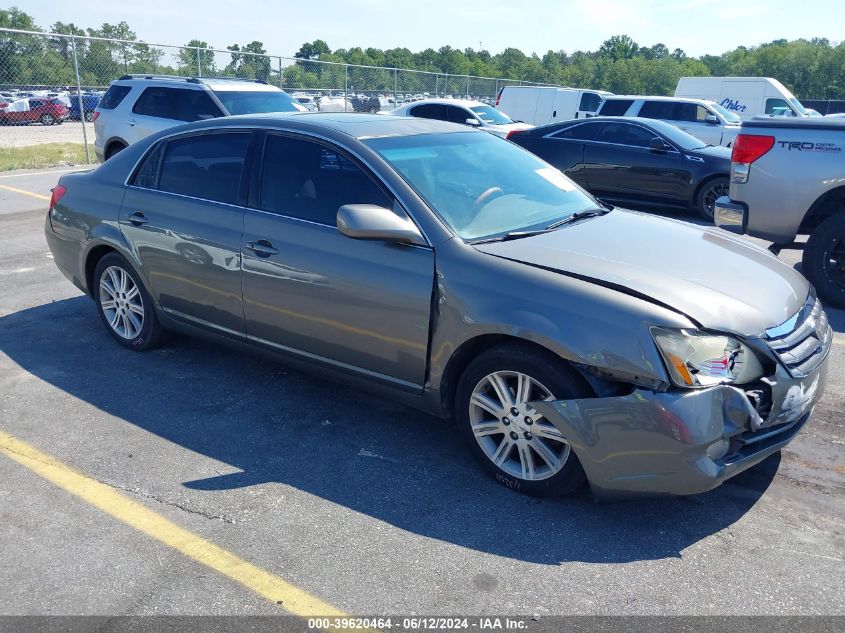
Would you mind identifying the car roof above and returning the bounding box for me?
[604,95,714,105]
[112,75,277,91]
[182,111,477,139]
[400,98,487,108]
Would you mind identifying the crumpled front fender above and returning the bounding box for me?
[531,358,827,500]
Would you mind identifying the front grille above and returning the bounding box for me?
[765,297,832,377]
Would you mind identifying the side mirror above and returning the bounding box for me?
[465,118,481,126]
[704,114,719,125]
[649,136,668,152]
[337,204,426,246]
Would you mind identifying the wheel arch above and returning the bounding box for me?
[799,185,845,234]
[104,137,128,160]
[438,334,592,419]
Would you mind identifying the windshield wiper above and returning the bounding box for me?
[543,207,608,230]
[470,208,608,244]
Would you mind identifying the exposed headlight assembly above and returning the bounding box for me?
[651,327,765,388]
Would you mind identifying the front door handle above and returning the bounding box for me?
[246,239,279,257]
[126,119,136,126]
[127,211,148,226]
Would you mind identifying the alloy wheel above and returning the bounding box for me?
[99,265,144,340]
[41,114,54,125]
[702,181,729,217]
[469,371,570,481]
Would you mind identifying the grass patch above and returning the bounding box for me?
[0,143,96,172]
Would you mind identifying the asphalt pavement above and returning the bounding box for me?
[0,167,843,618]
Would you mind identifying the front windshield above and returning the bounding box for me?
[213,89,299,115]
[710,101,741,123]
[470,105,514,125]
[789,97,807,115]
[365,132,599,241]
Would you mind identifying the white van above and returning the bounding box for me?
[674,77,810,120]
[496,86,612,125]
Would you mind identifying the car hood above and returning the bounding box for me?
[473,210,808,336]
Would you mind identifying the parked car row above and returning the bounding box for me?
[0,97,69,126]
[46,112,832,501]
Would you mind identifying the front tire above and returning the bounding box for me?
[803,213,845,309]
[455,344,591,497]
[93,253,164,350]
[696,176,729,221]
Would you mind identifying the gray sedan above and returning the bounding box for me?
[45,113,832,499]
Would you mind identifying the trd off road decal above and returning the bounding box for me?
[778,141,842,153]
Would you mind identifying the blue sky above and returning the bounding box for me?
[16,0,844,58]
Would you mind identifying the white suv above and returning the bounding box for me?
[596,96,742,147]
[93,75,305,161]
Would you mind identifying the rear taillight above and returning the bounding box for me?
[91,111,100,121]
[49,184,67,211]
[730,134,775,183]
[506,130,525,141]
[495,88,503,107]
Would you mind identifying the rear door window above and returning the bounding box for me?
[158,132,252,205]
[597,99,633,116]
[132,87,179,120]
[99,85,131,109]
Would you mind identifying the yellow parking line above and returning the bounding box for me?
[834,333,845,346]
[0,429,346,618]
[0,184,50,201]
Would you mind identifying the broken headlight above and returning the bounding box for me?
[651,328,765,388]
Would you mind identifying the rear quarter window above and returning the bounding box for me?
[597,99,634,116]
[99,85,131,110]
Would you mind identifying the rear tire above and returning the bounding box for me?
[696,176,729,221]
[455,343,590,497]
[40,113,54,126]
[803,213,845,309]
[93,253,165,351]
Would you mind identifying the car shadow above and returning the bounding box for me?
[0,297,780,565]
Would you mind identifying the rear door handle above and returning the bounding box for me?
[246,239,279,257]
[127,211,148,226]
[126,119,136,126]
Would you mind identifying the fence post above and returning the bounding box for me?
[278,57,283,88]
[344,65,349,111]
[70,36,91,164]
[393,68,398,103]
[466,76,470,98]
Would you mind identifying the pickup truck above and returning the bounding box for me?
[714,117,845,308]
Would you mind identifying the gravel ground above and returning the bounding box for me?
[0,120,93,148]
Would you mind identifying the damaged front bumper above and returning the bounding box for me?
[532,357,829,500]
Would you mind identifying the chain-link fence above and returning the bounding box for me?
[0,27,556,164]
